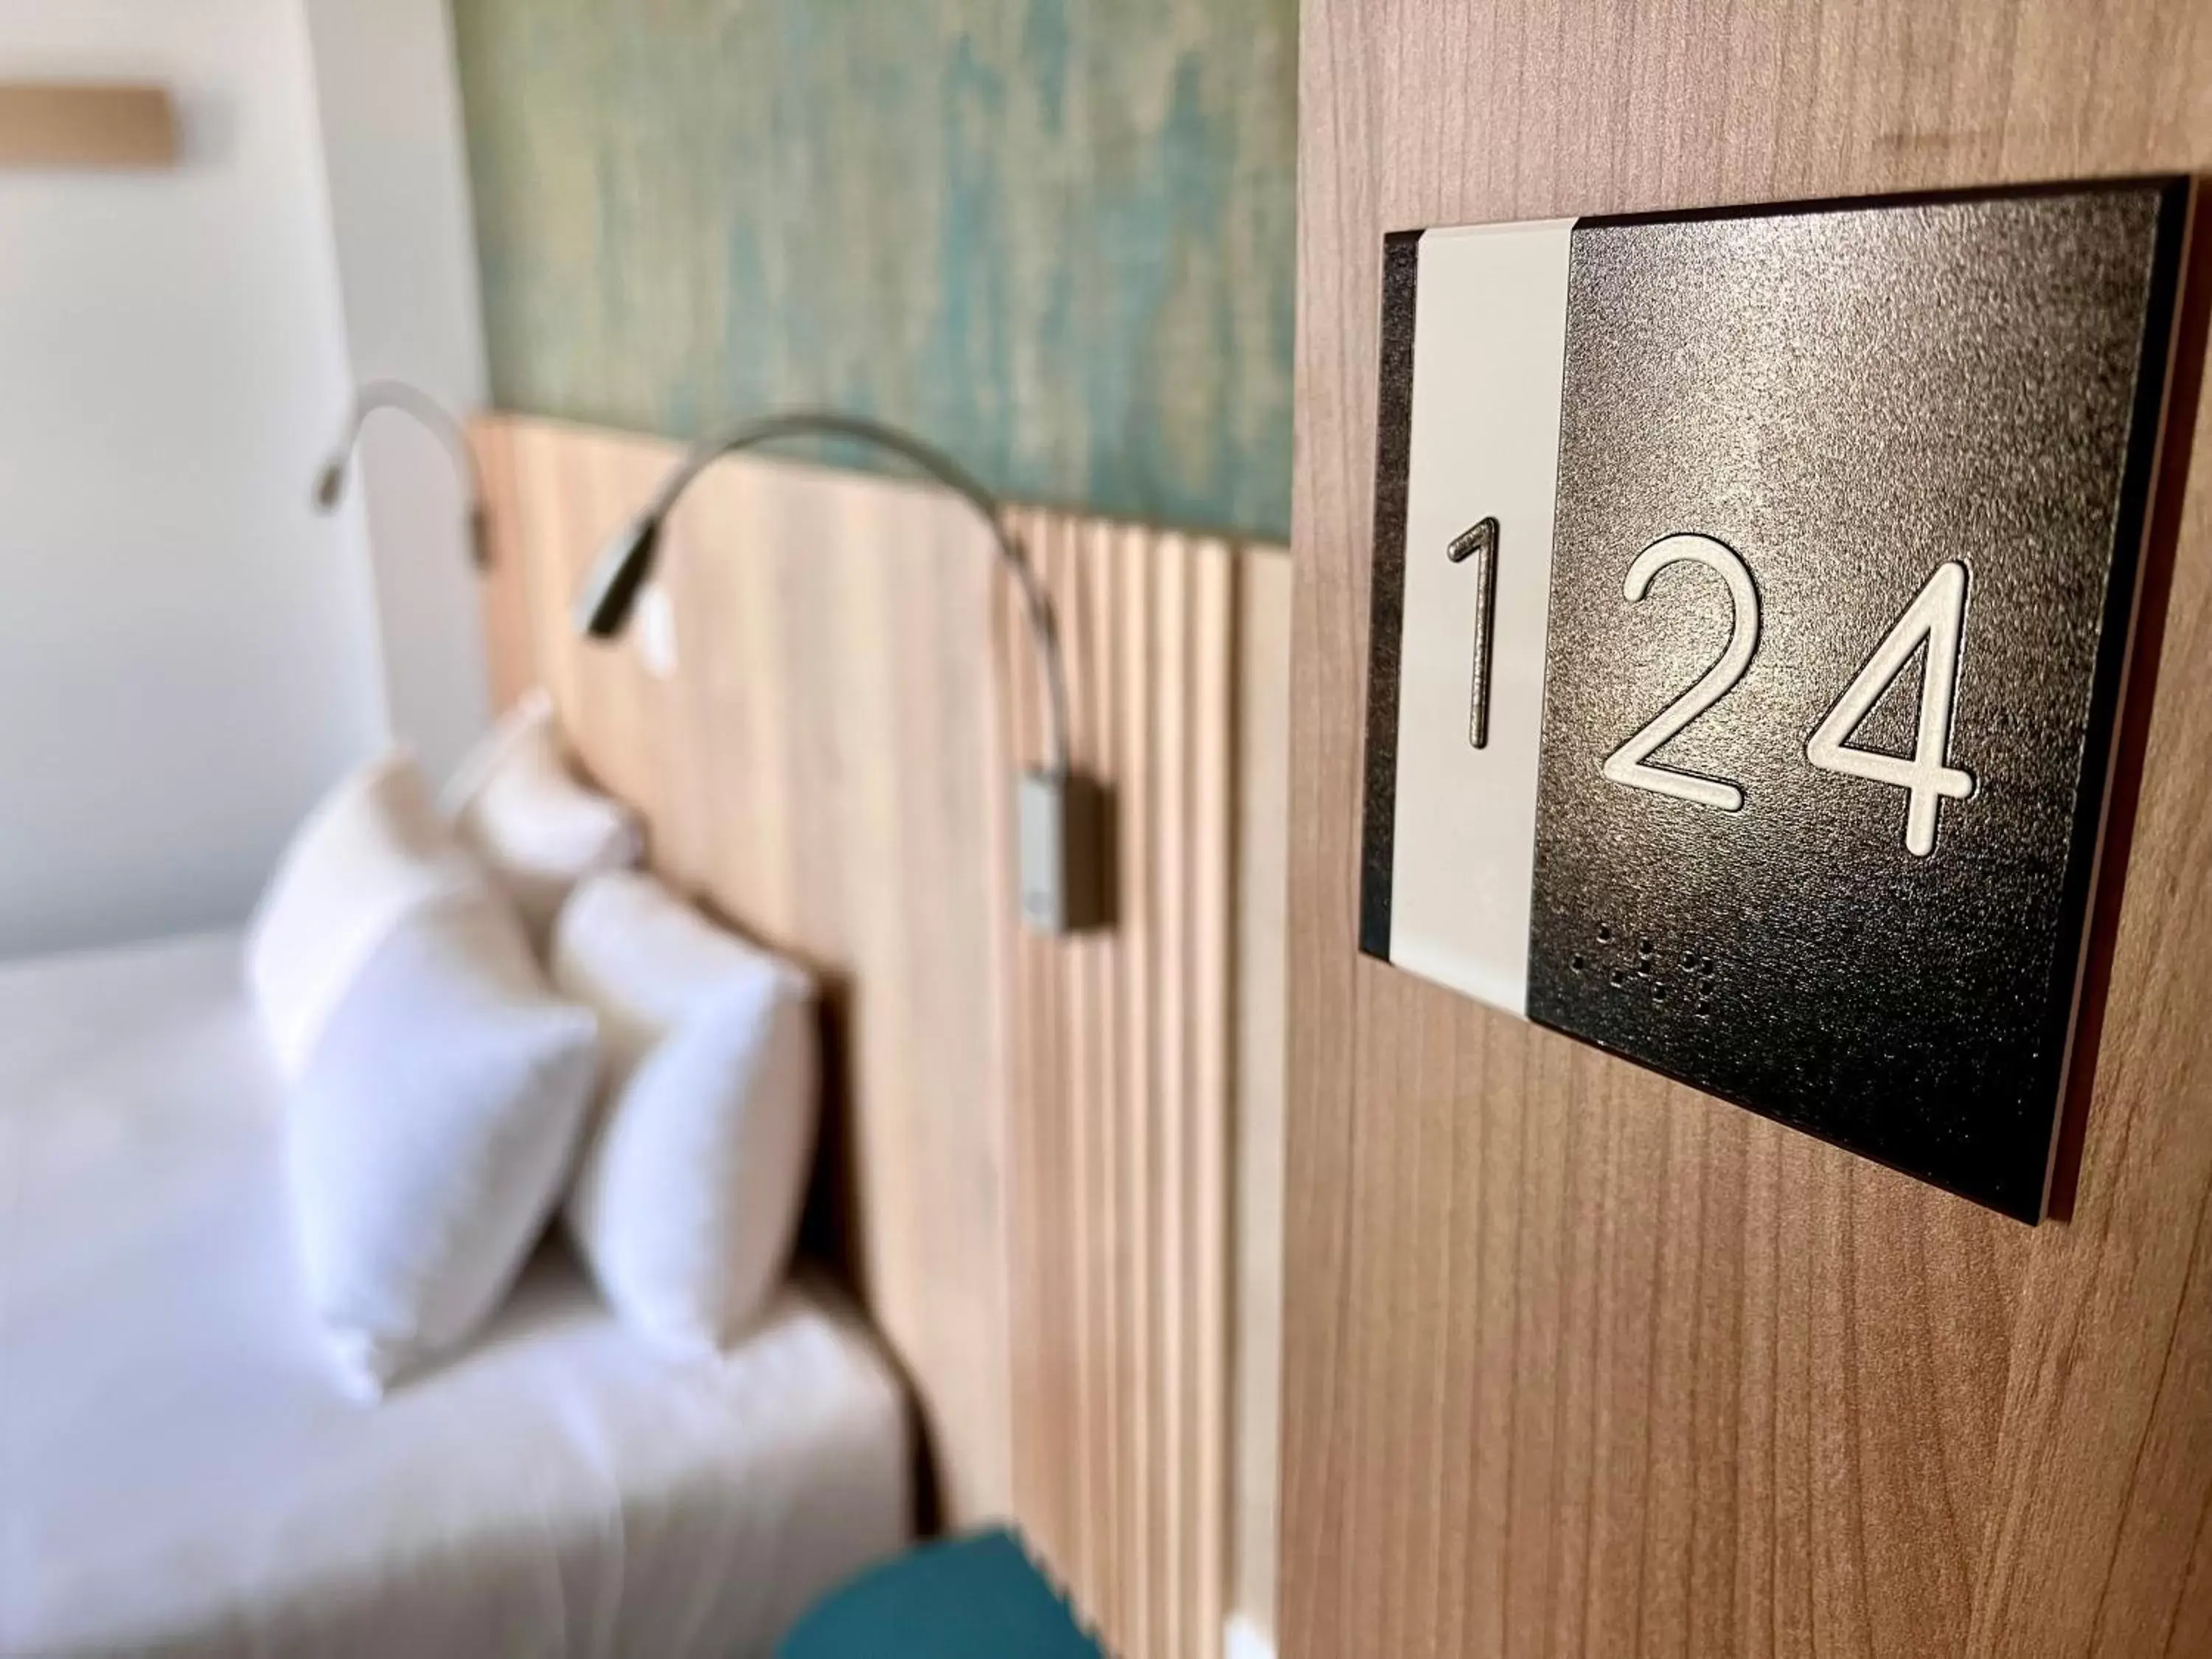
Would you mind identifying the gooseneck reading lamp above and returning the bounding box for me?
[313,380,491,571]
[572,409,1106,934]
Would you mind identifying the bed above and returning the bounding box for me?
[0,931,910,1658]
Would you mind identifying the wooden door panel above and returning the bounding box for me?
[1281,2,2212,1655]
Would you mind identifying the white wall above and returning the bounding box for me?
[0,0,491,960]
[302,0,490,790]
[0,0,389,959]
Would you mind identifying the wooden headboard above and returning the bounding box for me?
[470,413,1287,1659]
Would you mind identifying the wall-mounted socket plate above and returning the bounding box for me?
[1018,768,1110,933]
[1360,177,2191,1222]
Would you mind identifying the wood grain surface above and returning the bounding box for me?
[1279,3,2212,1657]
[472,414,1288,1659]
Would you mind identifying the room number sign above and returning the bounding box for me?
[1359,178,2189,1221]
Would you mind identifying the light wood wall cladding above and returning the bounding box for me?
[0,83,175,167]
[995,511,1291,1659]
[471,414,1288,1659]
[475,414,1015,1527]
[1282,4,2212,1658]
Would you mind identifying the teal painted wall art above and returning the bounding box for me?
[451,0,1297,540]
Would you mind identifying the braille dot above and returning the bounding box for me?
[1571,953,1585,974]
[1653,983,1667,1001]
[1638,938,1652,957]
[1610,969,1627,988]
[1681,951,1697,970]
[1597,924,1613,944]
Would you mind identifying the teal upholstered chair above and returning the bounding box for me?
[779,1528,1103,1658]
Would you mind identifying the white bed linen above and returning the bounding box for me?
[0,933,909,1659]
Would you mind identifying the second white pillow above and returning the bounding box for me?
[445,690,645,950]
[554,872,819,1354]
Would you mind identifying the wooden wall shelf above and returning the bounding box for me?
[0,83,176,169]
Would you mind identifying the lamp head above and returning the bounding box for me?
[311,455,347,512]
[574,512,662,639]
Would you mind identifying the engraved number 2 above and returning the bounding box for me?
[1601,534,1759,813]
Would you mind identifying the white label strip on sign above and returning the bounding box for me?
[1382,219,1573,1019]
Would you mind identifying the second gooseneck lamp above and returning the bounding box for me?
[572,410,1105,934]
[313,379,491,571]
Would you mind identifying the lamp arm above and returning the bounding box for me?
[316,379,490,569]
[649,409,1071,782]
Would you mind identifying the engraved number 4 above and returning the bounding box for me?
[1804,559,1976,858]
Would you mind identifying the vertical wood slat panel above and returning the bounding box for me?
[998,507,1251,1659]
[470,415,1281,1659]
[1157,535,1189,1659]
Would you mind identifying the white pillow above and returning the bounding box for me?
[288,885,599,1399]
[246,751,480,1079]
[444,689,644,947]
[554,871,818,1354]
